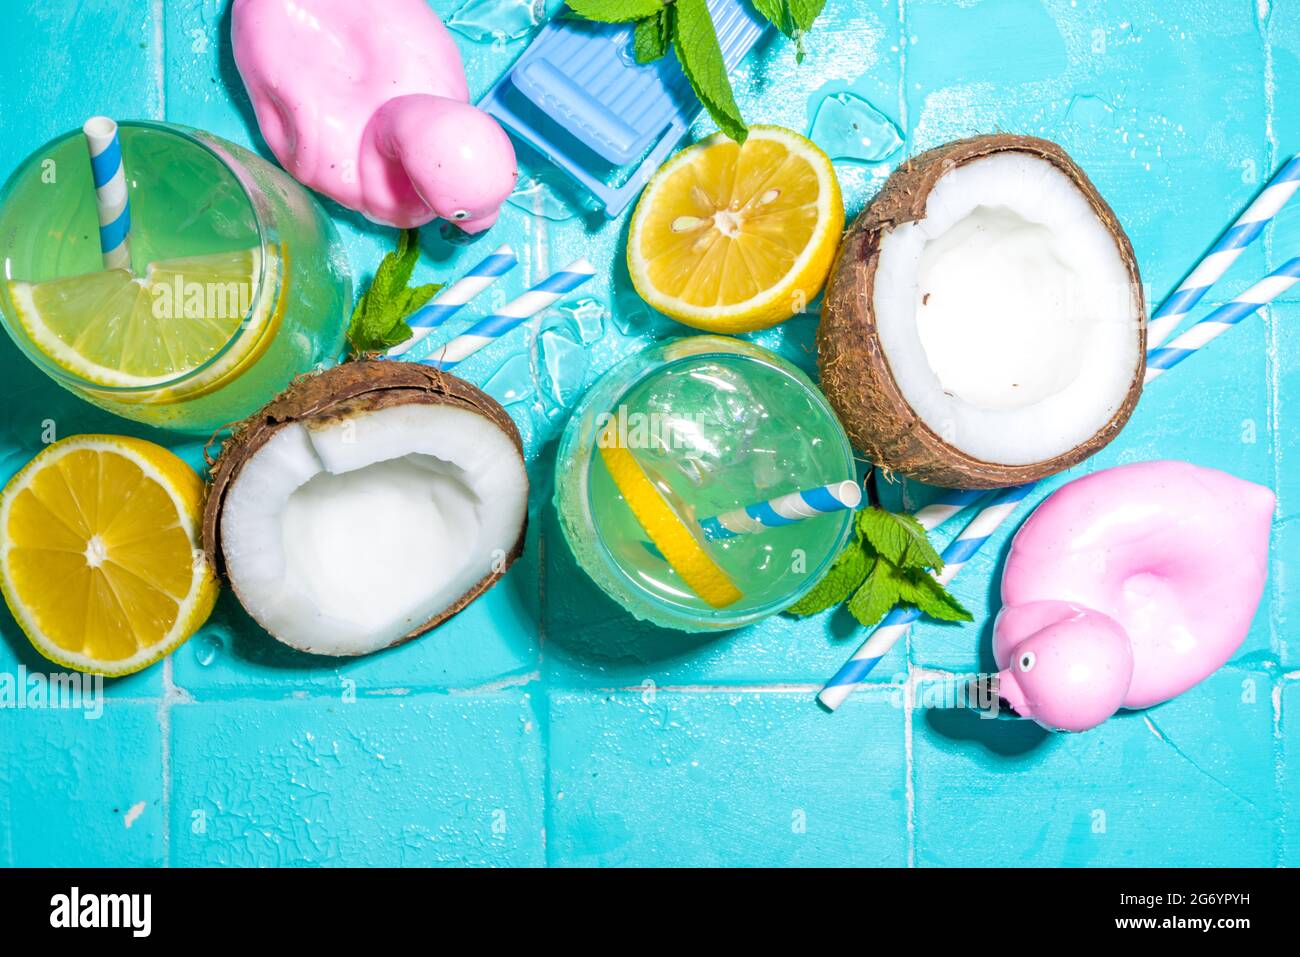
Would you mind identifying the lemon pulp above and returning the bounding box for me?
[7,246,279,395]
[0,435,218,675]
[597,416,741,609]
[627,126,844,333]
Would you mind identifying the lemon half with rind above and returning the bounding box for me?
[598,418,741,609]
[7,245,280,399]
[0,435,218,676]
[628,126,844,333]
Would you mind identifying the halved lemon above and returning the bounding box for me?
[598,416,741,609]
[627,126,844,333]
[0,435,218,676]
[7,245,280,398]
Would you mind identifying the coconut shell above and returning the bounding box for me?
[202,359,528,652]
[818,134,1146,489]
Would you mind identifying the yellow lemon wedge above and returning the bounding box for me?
[7,245,280,397]
[627,126,844,333]
[0,435,218,676]
[598,417,742,609]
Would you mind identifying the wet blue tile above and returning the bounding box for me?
[546,688,907,866]
[168,691,545,866]
[0,0,161,171]
[913,666,1279,866]
[1281,680,1300,866]
[0,701,164,866]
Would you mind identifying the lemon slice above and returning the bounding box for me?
[7,245,279,394]
[598,417,741,609]
[0,435,218,676]
[627,126,844,333]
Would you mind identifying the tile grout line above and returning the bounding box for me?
[153,0,169,868]
[1271,0,1287,844]
[897,0,909,146]
[1259,1,1287,687]
[532,181,553,867]
[898,0,916,871]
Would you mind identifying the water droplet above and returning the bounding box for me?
[194,631,224,667]
[1064,93,1116,129]
[447,0,542,43]
[808,91,903,164]
[554,297,607,345]
[507,171,579,221]
[482,353,534,406]
[539,327,589,408]
[612,290,674,339]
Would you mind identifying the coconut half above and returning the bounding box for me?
[202,361,528,656]
[819,134,1145,488]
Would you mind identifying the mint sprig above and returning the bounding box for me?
[786,505,973,628]
[347,229,442,356]
[567,0,828,143]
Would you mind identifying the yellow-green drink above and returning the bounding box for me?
[555,337,857,632]
[0,121,350,433]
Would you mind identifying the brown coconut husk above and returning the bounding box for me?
[818,134,1146,489]
[202,360,528,651]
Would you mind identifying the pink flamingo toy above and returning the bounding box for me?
[992,461,1274,732]
[232,0,518,234]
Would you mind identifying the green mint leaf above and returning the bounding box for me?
[785,537,871,616]
[633,8,671,63]
[788,0,826,62]
[788,0,827,32]
[855,507,945,572]
[846,559,902,628]
[567,0,664,23]
[751,0,792,35]
[347,229,441,355]
[896,568,974,623]
[673,0,748,143]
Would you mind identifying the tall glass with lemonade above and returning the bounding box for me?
[0,121,351,433]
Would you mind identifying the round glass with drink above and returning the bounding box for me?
[555,336,859,632]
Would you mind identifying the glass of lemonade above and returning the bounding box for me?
[555,336,857,632]
[0,121,351,434]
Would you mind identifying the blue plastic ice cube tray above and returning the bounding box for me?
[479,0,769,217]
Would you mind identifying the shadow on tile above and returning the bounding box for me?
[539,493,735,667]
[922,706,1052,758]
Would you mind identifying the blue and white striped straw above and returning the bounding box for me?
[818,483,1037,712]
[420,258,596,371]
[1146,156,1300,350]
[910,486,988,532]
[1146,256,1300,382]
[698,480,862,540]
[387,244,517,357]
[83,116,131,271]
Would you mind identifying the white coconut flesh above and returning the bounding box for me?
[219,403,527,655]
[872,152,1141,466]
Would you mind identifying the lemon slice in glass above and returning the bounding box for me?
[7,245,279,394]
[627,126,844,333]
[598,415,741,609]
[0,435,219,676]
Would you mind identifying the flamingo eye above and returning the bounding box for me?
[1019,651,1037,672]
[450,210,471,221]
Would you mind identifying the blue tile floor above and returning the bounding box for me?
[0,0,1296,866]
